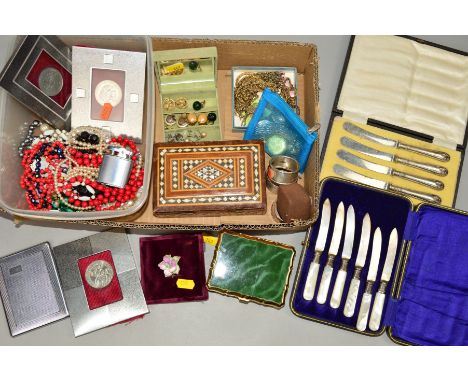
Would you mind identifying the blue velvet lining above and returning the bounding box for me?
[292,178,411,333]
[390,205,468,346]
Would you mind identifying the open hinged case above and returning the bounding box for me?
[290,177,468,346]
[153,47,223,142]
[321,35,468,208]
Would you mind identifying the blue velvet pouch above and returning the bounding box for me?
[243,87,317,173]
[291,177,468,345]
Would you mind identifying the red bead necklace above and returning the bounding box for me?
[20,127,144,212]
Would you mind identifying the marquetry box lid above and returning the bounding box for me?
[153,140,266,216]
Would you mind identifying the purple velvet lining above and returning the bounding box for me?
[291,178,411,332]
[391,205,468,345]
[140,234,208,304]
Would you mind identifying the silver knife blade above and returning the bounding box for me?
[341,205,355,260]
[328,202,345,255]
[333,164,388,190]
[334,164,442,204]
[315,199,332,252]
[367,228,382,281]
[356,213,371,267]
[338,150,445,191]
[341,136,394,163]
[381,228,398,282]
[344,122,396,148]
[338,150,391,175]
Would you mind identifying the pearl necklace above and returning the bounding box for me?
[20,123,144,212]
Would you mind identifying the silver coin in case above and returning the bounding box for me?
[85,259,114,289]
[38,67,64,97]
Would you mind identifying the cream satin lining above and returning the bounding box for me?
[338,36,468,147]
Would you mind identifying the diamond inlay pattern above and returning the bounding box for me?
[154,141,266,214]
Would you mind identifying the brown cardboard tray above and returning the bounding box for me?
[6,37,321,231]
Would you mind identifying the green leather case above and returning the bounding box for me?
[207,230,295,308]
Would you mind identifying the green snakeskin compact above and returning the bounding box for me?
[207,231,295,308]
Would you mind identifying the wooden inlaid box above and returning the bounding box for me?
[153,140,266,216]
[1,37,320,231]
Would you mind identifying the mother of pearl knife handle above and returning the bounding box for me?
[330,269,347,309]
[391,169,444,190]
[316,259,334,304]
[343,277,360,317]
[397,142,450,162]
[303,251,322,301]
[369,292,386,331]
[387,184,441,204]
[356,292,373,332]
[394,155,448,176]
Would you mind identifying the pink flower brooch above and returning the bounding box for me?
[158,254,181,277]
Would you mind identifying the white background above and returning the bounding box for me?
[1,35,468,346]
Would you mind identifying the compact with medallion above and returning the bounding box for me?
[0,35,72,129]
[53,229,148,337]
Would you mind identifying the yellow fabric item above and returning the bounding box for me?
[321,117,461,206]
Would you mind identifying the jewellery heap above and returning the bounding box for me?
[20,121,144,212]
[234,71,298,127]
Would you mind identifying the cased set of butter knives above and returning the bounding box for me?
[303,198,399,332]
[333,121,451,204]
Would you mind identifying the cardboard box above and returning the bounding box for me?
[0,37,320,231]
[108,38,321,231]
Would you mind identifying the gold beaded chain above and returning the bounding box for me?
[234,71,299,127]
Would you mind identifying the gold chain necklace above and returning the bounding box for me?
[234,71,298,126]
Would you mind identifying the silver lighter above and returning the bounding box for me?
[97,145,133,188]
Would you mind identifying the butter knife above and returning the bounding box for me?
[316,202,345,304]
[337,150,444,190]
[303,198,332,301]
[369,228,398,331]
[356,227,382,332]
[343,213,371,317]
[341,136,448,176]
[330,205,355,309]
[333,164,441,204]
[343,122,450,162]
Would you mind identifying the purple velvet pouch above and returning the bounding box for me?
[140,233,208,304]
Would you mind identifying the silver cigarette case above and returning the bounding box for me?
[0,242,68,336]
